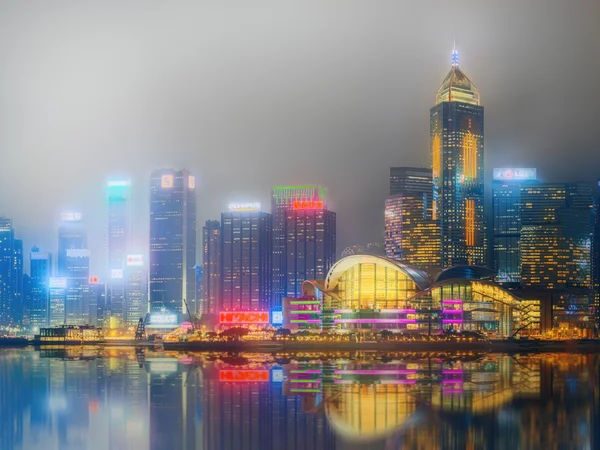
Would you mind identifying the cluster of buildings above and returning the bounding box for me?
[0,49,598,337]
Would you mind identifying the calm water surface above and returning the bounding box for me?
[1,347,598,450]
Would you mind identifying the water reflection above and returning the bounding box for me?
[0,347,598,450]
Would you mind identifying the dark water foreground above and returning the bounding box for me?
[1,347,598,450]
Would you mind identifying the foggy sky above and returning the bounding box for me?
[1,0,599,275]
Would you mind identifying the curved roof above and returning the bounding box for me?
[435,265,496,283]
[325,255,433,291]
[436,65,480,106]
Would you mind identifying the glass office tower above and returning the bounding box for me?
[430,49,485,266]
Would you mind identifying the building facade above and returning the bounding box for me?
[492,168,538,285]
[0,218,14,326]
[48,277,67,326]
[201,220,221,315]
[57,212,86,277]
[385,167,440,267]
[430,49,485,266]
[149,169,197,318]
[221,204,272,311]
[271,186,335,307]
[64,249,90,325]
[124,254,148,326]
[30,247,52,328]
[107,179,131,325]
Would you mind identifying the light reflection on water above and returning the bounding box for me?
[1,347,598,450]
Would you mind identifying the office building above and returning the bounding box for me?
[149,169,197,317]
[201,220,221,315]
[64,249,90,324]
[195,265,202,315]
[30,247,52,328]
[385,168,440,267]
[124,254,148,326]
[272,186,335,306]
[430,48,486,266]
[48,277,67,326]
[107,179,131,325]
[57,212,86,276]
[12,239,23,324]
[221,203,272,311]
[83,278,107,327]
[521,182,594,290]
[0,218,14,326]
[492,168,538,285]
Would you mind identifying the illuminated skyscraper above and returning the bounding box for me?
[201,220,221,315]
[385,168,440,267]
[272,186,336,305]
[221,204,272,311]
[492,168,538,285]
[57,212,86,276]
[430,48,485,266]
[124,254,148,325]
[65,249,90,324]
[30,247,52,328]
[12,239,23,324]
[521,182,594,290]
[149,169,197,317]
[48,277,67,326]
[0,218,14,325]
[107,179,131,326]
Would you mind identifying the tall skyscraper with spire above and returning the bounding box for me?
[430,48,485,266]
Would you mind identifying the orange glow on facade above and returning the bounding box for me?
[466,199,475,247]
[463,132,477,179]
[432,134,441,179]
[292,200,324,210]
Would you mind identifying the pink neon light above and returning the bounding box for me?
[442,310,463,314]
[334,309,353,313]
[379,309,417,313]
[334,369,417,375]
[305,320,322,324]
[380,380,417,385]
[442,389,463,394]
[334,319,417,324]
[442,319,463,324]
[442,369,463,374]
[442,300,463,304]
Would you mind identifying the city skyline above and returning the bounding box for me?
[0,1,598,275]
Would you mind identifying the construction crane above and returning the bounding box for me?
[134,313,151,340]
[182,299,200,331]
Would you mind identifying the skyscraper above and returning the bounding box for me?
[521,182,594,290]
[0,218,14,326]
[124,254,148,326]
[221,203,272,311]
[30,247,52,328]
[48,277,67,326]
[149,169,197,317]
[271,186,335,306]
[201,220,221,315]
[107,179,131,326]
[385,168,440,267]
[12,239,23,325]
[57,212,86,277]
[64,249,90,324]
[430,48,485,266]
[492,168,538,285]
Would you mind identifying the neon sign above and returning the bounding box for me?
[61,212,82,222]
[126,254,144,266]
[107,179,130,188]
[89,276,99,283]
[493,168,537,181]
[271,310,283,325]
[219,370,270,382]
[219,311,270,324]
[292,200,324,210]
[228,203,261,212]
[188,175,196,189]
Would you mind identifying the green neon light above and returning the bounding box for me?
[290,320,307,323]
[291,389,320,393]
[291,379,319,383]
[290,310,320,314]
[290,301,320,305]
[290,370,321,374]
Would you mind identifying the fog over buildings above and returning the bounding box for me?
[0,0,598,272]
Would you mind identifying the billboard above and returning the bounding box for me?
[61,212,82,222]
[111,269,123,279]
[126,254,144,266]
[161,174,173,188]
[219,311,270,324]
[30,251,50,261]
[228,203,261,212]
[49,277,67,289]
[148,313,178,327]
[219,370,270,382]
[188,175,196,189]
[493,168,537,181]
[292,200,324,210]
[271,310,283,326]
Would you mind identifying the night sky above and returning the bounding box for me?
[0,0,598,273]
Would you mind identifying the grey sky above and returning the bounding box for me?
[0,0,599,274]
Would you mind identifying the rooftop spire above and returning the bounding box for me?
[451,43,459,67]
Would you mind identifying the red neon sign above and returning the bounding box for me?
[219,311,270,324]
[292,200,324,210]
[219,370,270,382]
[89,276,99,283]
